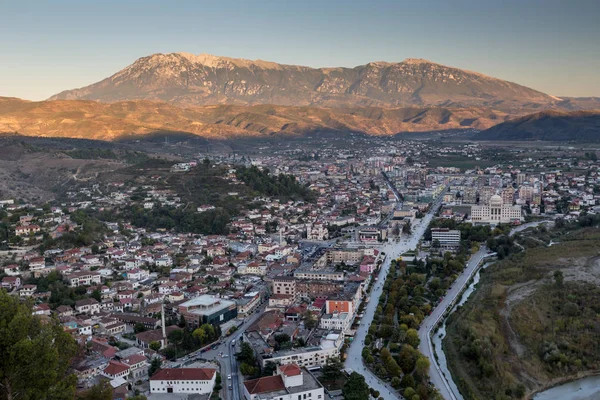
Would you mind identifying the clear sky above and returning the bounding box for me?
[1,0,599,100]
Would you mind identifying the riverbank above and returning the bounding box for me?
[442,229,600,400]
[529,370,600,400]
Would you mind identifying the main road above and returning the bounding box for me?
[344,191,446,399]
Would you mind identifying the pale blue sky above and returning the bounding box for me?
[1,0,598,100]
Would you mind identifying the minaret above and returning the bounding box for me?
[161,301,167,339]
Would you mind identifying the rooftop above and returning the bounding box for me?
[150,368,216,381]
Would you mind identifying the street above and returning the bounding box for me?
[417,246,490,400]
[344,191,446,399]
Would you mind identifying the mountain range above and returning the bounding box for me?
[50,53,570,111]
[475,110,600,141]
[1,53,599,141]
[0,97,509,140]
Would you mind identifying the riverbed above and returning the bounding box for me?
[532,374,600,400]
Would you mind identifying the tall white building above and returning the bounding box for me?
[470,195,523,224]
[431,228,461,247]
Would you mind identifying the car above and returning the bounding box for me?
[228,385,232,390]
[223,354,229,358]
[227,374,232,380]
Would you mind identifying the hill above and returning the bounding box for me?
[49,53,557,111]
[475,110,600,141]
[0,97,510,140]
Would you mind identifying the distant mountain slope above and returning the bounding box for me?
[475,110,600,141]
[49,53,556,111]
[0,97,509,140]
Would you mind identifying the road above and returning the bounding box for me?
[417,246,490,400]
[419,219,555,400]
[182,304,266,400]
[344,191,446,399]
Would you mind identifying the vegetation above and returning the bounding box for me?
[0,290,78,400]
[362,257,450,399]
[237,342,259,377]
[342,372,370,400]
[75,380,112,400]
[235,165,315,202]
[162,324,221,360]
[444,224,600,400]
[65,148,148,164]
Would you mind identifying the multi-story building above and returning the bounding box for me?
[294,268,344,281]
[178,295,238,327]
[501,187,515,205]
[243,364,325,400]
[319,311,351,332]
[150,368,216,395]
[518,185,535,204]
[471,195,523,224]
[262,341,340,369]
[306,223,328,241]
[75,298,101,315]
[431,228,461,247]
[65,271,102,287]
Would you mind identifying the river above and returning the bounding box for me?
[434,219,600,400]
[532,374,600,400]
[431,261,493,400]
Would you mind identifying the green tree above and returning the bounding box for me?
[415,356,430,378]
[134,323,146,333]
[76,380,112,400]
[90,289,101,302]
[553,270,564,288]
[237,342,256,364]
[261,361,277,377]
[240,362,256,377]
[322,357,344,381]
[0,290,78,400]
[342,372,370,400]
[406,328,420,347]
[149,341,161,352]
[148,357,162,377]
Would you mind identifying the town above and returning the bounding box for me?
[1,137,598,400]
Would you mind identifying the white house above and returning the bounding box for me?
[150,368,216,395]
[243,364,324,400]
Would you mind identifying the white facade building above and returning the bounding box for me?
[150,368,216,395]
[431,228,461,247]
[243,364,325,400]
[471,195,523,224]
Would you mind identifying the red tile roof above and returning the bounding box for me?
[150,368,216,381]
[123,354,146,366]
[104,361,130,376]
[280,364,302,377]
[243,375,286,395]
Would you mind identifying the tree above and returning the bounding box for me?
[415,356,430,378]
[76,380,112,400]
[322,357,344,381]
[134,323,146,333]
[178,314,187,328]
[148,357,162,377]
[240,362,257,376]
[406,328,420,347]
[0,290,78,400]
[149,341,161,352]
[261,361,277,377]
[342,372,370,400]
[237,342,256,364]
[553,270,564,289]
